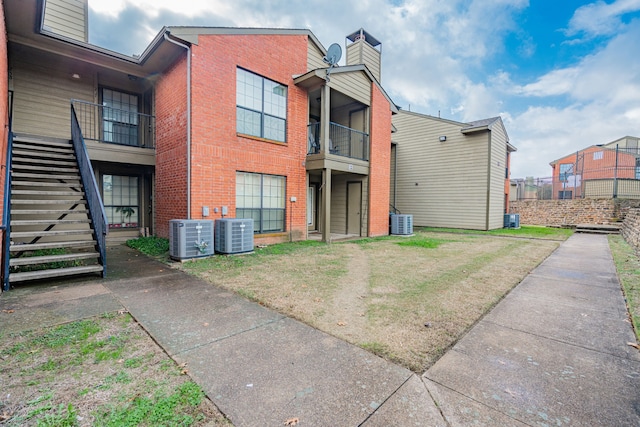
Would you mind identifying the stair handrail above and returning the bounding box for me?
[1,132,13,291]
[2,90,14,291]
[71,104,108,277]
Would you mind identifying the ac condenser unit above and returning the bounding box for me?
[390,214,413,235]
[214,218,254,254]
[504,213,520,229]
[169,219,215,260]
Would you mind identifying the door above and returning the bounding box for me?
[307,185,317,230]
[347,182,362,235]
[349,108,366,159]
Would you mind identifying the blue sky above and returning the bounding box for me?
[87,0,640,177]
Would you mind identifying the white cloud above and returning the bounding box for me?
[565,0,640,38]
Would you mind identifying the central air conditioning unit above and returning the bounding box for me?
[214,218,254,254]
[390,214,413,235]
[504,213,520,229]
[169,219,214,260]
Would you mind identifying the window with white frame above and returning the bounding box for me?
[236,172,285,233]
[103,175,139,228]
[236,68,287,142]
[593,151,603,160]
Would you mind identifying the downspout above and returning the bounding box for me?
[485,132,492,231]
[163,33,192,219]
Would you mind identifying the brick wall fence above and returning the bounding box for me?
[509,199,640,227]
[622,208,640,252]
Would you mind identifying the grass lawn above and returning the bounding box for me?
[0,312,230,426]
[609,235,640,341]
[421,225,574,240]
[177,229,565,372]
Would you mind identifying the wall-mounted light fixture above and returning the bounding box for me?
[439,136,447,142]
[71,73,80,79]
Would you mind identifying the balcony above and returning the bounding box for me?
[308,122,369,161]
[71,99,155,148]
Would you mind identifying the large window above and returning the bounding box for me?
[559,163,573,182]
[103,175,139,229]
[102,88,139,146]
[236,172,285,233]
[236,68,287,142]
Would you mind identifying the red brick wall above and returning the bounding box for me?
[156,34,309,242]
[368,85,391,237]
[1,0,8,283]
[155,55,189,238]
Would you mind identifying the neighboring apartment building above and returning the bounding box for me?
[550,136,640,199]
[390,112,516,230]
[1,0,396,285]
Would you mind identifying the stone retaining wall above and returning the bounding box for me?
[509,199,640,227]
[622,208,640,252]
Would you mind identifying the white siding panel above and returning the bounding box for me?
[392,112,490,230]
[43,0,87,42]
[329,72,370,106]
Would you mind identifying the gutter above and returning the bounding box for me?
[163,33,192,219]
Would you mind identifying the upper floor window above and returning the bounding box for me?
[102,88,139,146]
[559,163,573,182]
[236,68,287,142]
[593,151,603,160]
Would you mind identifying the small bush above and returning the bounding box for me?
[126,236,169,256]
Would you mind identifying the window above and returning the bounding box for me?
[236,68,287,142]
[636,158,640,180]
[236,172,285,233]
[558,190,572,200]
[103,175,139,229]
[102,89,139,146]
[593,151,603,160]
[559,163,573,182]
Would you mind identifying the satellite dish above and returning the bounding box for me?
[323,43,342,66]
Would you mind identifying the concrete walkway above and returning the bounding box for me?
[424,233,640,426]
[1,233,638,426]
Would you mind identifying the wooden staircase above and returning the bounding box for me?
[7,135,104,283]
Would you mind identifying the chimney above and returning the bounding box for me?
[345,28,382,83]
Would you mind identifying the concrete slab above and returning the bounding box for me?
[181,317,412,427]
[423,379,530,427]
[361,375,447,427]
[104,275,284,356]
[0,282,122,334]
[529,264,619,287]
[425,322,640,426]
[508,275,628,316]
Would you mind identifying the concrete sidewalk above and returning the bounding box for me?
[1,233,638,426]
[425,233,640,426]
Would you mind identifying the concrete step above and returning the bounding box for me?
[12,190,85,197]
[9,240,96,252]
[11,219,92,226]
[12,180,83,188]
[12,157,78,167]
[11,199,86,205]
[11,209,89,215]
[11,164,79,173]
[11,229,94,239]
[9,265,104,283]
[12,148,75,160]
[574,224,621,234]
[11,172,81,181]
[10,252,100,266]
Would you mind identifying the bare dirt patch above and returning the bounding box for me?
[180,232,560,373]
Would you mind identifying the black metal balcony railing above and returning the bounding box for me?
[71,99,155,148]
[307,122,369,161]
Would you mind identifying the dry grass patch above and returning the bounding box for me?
[0,312,230,426]
[179,232,560,373]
